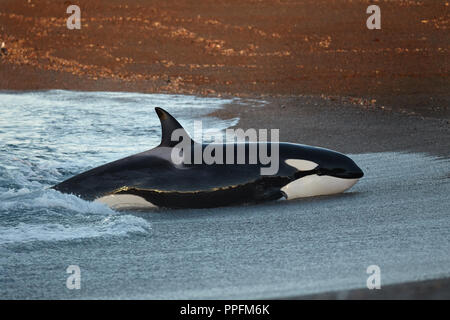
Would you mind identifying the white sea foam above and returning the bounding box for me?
[0,188,112,214]
[0,215,151,244]
[0,186,151,245]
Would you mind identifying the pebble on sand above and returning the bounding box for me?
[1,42,8,56]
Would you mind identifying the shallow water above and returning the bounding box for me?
[1,91,449,299]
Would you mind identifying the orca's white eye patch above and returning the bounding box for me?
[285,159,318,171]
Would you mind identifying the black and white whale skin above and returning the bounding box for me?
[52,108,363,209]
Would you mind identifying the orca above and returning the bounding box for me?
[52,107,363,209]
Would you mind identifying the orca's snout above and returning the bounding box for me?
[342,156,364,179]
[344,159,364,179]
[317,156,364,179]
[349,166,364,179]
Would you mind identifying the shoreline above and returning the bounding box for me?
[282,277,450,300]
[2,88,449,157]
[211,94,450,157]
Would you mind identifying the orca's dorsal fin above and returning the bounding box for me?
[155,107,192,147]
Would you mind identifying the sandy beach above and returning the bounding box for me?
[0,0,449,299]
[0,0,449,116]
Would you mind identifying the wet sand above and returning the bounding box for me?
[287,277,450,300]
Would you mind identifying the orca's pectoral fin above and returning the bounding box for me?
[155,107,193,147]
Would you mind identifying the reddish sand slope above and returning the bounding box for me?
[0,0,448,113]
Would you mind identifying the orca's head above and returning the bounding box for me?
[281,147,364,199]
[314,152,364,180]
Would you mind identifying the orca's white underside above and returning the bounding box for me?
[280,175,359,200]
[95,194,157,210]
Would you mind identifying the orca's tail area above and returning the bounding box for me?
[155,107,193,147]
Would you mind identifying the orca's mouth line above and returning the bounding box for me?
[301,167,364,180]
